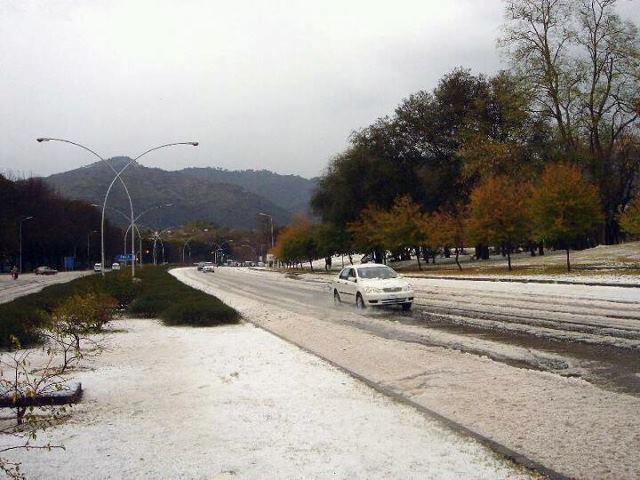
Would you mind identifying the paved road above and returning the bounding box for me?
[186,267,640,394]
[175,267,640,480]
[0,271,91,304]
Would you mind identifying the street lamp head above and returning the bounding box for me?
[190,142,199,147]
[36,138,50,143]
[24,216,34,220]
[164,203,174,207]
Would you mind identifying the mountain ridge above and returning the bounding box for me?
[44,158,316,230]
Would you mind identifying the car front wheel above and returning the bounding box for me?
[402,302,412,312]
[356,294,366,310]
[333,290,341,306]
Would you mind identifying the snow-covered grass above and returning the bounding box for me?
[272,242,640,282]
[174,266,640,480]
[1,319,533,479]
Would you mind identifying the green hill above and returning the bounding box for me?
[45,158,306,230]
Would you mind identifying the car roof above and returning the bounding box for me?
[355,263,391,269]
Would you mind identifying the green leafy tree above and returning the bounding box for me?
[619,196,640,236]
[530,164,603,271]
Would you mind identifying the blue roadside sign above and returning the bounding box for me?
[115,254,135,263]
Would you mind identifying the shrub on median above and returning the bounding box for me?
[0,272,137,349]
[130,266,240,327]
[161,298,239,326]
[1,266,238,348]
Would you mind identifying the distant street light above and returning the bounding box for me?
[91,204,143,266]
[211,239,233,264]
[37,138,135,277]
[18,216,34,273]
[121,203,173,264]
[38,138,198,277]
[182,228,209,264]
[258,212,274,249]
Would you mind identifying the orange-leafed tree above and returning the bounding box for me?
[349,196,428,268]
[272,215,318,270]
[467,176,531,271]
[619,196,640,237]
[381,196,428,269]
[348,205,387,264]
[530,163,603,272]
[427,208,466,270]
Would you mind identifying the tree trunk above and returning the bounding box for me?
[455,248,462,271]
[416,247,422,271]
[566,248,571,272]
[604,214,620,245]
[538,243,545,256]
[309,259,314,272]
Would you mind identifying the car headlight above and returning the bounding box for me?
[364,286,383,294]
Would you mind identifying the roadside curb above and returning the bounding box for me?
[405,274,640,288]
[244,318,571,480]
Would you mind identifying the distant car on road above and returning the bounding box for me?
[94,263,102,272]
[196,262,205,271]
[331,264,414,311]
[34,266,58,275]
[112,262,121,271]
[202,262,215,273]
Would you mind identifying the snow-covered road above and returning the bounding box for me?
[2,319,531,479]
[174,266,640,480]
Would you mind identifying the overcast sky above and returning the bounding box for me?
[1,1,637,179]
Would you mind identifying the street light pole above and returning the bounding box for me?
[37,138,135,278]
[97,143,198,277]
[19,216,34,273]
[116,203,172,265]
[38,138,197,278]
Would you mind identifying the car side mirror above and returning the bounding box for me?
[348,276,356,283]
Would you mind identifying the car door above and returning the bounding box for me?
[335,268,349,299]
[341,267,358,303]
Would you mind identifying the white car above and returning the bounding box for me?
[112,262,121,271]
[94,263,102,272]
[202,262,215,272]
[331,264,414,311]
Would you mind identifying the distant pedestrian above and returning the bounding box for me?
[10,266,18,280]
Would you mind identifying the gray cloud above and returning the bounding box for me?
[1,0,637,178]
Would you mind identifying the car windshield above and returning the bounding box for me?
[357,266,398,279]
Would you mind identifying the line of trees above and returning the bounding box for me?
[275,163,619,272]
[0,175,124,272]
[292,0,639,270]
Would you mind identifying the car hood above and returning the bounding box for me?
[359,278,410,289]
